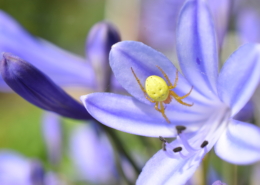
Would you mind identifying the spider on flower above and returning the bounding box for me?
[131,66,193,123]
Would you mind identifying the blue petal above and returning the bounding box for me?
[138,0,185,53]
[215,119,260,164]
[236,8,260,44]
[81,93,209,137]
[42,112,62,165]
[0,10,95,91]
[110,41,209,106]
[217,43,260,116]
[136,143,205,185]
[86,22,121,91]
[0,53,91,120]
[69,123,117,183]
[0,151,32,183]
[176,0,218,98]
[233,100,254,122]
[208,0,231,48]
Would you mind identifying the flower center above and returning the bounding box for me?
[160,105,231,159]
[145,75,169,101]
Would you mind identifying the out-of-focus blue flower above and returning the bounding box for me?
[138,0,185,53]
[236,8,260,44]
[0,19,121,120]
[0,53,91,120]
[86,22,121,92]
[0,10,95,92]
[82,0,260,184]
[212,180,227,185]
[69,123,117,184]
[42,112,62,165]
[0,151,46,185]
[138,0,230,54]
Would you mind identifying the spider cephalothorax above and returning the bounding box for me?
[131,66,193,123]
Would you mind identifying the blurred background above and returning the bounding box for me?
[0,0,260,184]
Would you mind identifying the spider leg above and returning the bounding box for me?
[131,67,155,103]
[155,102,170,123]
[171,69,178,89]
[170,86,193,100]
[156,65,178,89]
[174,97,194,107]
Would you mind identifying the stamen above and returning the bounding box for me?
[159,136,167,142]
[176,125,186,134]
[177,135,198,152]
[173,147,182,153]
[200,140,208,148]
[159,136,167,151]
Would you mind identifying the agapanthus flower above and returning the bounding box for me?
[236,8,260,44]
[0,10,95,92]
[0,150,48,185]
[81,0,260,184]
[0,19,120,120]
[42,112,62,165]
[69,123,117,184]
[138,0,230,55]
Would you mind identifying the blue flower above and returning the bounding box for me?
[0,150,46,185]
[42,112,63,165]
[139,0,230,54]
[0,10,95,92]
[0,16,121,120]
[69,123,117,184]
[81,0,260,184]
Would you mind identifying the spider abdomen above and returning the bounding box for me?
[145,75,169,101]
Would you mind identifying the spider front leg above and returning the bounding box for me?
[156,66,178,89]
[155,102,170,123]
[171,86,193,100]
[131,67,155,103]
[171,90,193,107]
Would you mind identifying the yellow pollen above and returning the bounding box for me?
[145,75,169,101]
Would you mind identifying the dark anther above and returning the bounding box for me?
[176,125,186,134]
[159,136,167,142]
[200,140,209,148]
[159,136,167,151]
[173,146,182,153]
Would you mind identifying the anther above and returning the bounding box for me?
[159,136,167,142]
[200,140,208,148]
[176,125,186,134]
[173,147,182,153]
[159,136,167,151]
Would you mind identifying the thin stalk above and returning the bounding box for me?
[99,123,141,174]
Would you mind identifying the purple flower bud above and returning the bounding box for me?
[0,52,91,120]
[86,22,121,91]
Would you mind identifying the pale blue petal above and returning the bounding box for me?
[177,0,218,98]
[236,9,260,44]
[81,93,209,138]
[217,43,260,116]
[0,10,95,91]
[136,143,205,185]
[42,112,62,165]
[138,0,185,52]
[215,119,260,165]
[110,41,209,105]
[69,123,117,183]
[233,100,254,122]
[0,151,31,184]
[208,0,231,48]
[86,22,120,91]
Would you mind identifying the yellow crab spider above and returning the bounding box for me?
[131,66,193,123]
